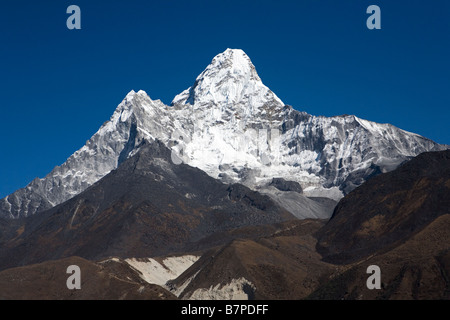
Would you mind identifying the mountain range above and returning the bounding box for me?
[1,49,446,219]
[0,49,448,300]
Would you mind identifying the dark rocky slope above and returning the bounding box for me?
[317,150,450,264]
[0,140,294,271]
[0,256,176,300]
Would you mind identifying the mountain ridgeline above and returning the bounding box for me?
[1,49,446,219]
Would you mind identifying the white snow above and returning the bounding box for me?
[186,278,255,300]
[172,48,284,110]
[99,257,121,263]
[125,255,199,287]
[173,270,201,298]
[303,186,343,201]
[355,117,385,136]
[4,196,11,212]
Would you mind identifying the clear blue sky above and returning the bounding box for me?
[0,0,449,198]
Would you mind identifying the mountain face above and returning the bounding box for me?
[308,149,450,299]
[316,149,450,264]
[0,256,176,300]
[0,140,294,271]
[166,219,334,300]
[310,215,450,300]
[1,48,447,219]
[0,91,168,219]
[166,150,450,300]
[171,48,284,112]
[1,149,449,300]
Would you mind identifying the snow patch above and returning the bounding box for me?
[172,270,201,298]
[303,186,343,201]
[125,255,199,287]
[187,278,255,300]
[99,257,121,263]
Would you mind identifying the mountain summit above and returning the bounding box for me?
[1,49,447,219]
[172,49,284,113]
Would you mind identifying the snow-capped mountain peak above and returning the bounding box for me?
[203,48,262,83]
[1,49,447,219]
[172,49,284,114]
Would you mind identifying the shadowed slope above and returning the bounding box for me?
[0,140,294,271]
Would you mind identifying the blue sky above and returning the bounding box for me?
[0,0,449,198]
